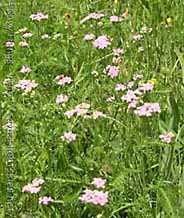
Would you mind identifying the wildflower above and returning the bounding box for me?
[133,73,143,81]
[64,110,76,119]
[113,48,124,56]
[39,196,54,205]
[32,178,45,187]
[79,189,108,206]
[75,103,90,117]
[5,41,15,48]
[20,65,32,74]
[140,26,152,34]
[56,94,69,105]
[53,33,61,40]
[3,121,16,131]
[92,35,111,49]
[132,34,143,42]
[128,100,138,109]
[134,103,161,117]
[137,82,154,93]
[81,12,105,23]
[22,32,33,38]
[61,131,76,142]
[15,80,38,92]
[22,178,44,194]
[105,65,119,78]
[41,34,51,39]
[15,27,28,34]
[159,132,174,144]
[127,81,134,89]
[121,90,138,103]
[110,15,123,23]
[30,12,48,21]
[84,34,95,41]
[19,41,28,47]
[92,111,106,119]
[115,83,126,91]
[55,74,72,86]
[91,178,106,189]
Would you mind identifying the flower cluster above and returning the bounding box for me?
[55,74,72,86]
[134,103,161,116]
[39,196,54,205]
[105,65,119,78]
[159,132,174,144]
[30,12,48,21]
[61,131,76,142]
[56,94,69,105]
[22,178,44,194]
[15,80,38,92]
[79,177,108,206]
[81,12,105,23]
[92,35,112,49]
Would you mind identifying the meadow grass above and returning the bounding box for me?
[0,0,184,217]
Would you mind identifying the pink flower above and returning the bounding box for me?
[56,94,69,105]
[127,81,135,89]
[74,103,90,117]
[81,12,105,23]
[159,132,174,144]
[92,35,111,49]
[39,196,54,205]
[115,83,126,91]
[91,178,106,189]
[113,48,124,56]
[20,65,32,74]
[137,82,154,93]
[79,189,108,206]
[15,80,38,92]
[105,65,119,78]
[133,34,143,42]
[121,90,138,103]
[84,34,95,41]
[61,131,76,142]
[110,15,122,23]
[55,74,72,86]
[133,74,143,81]
[92,111,106,119]
[30,12,48,21]
[134,103,161,117]
[19,41,28,47]
[22,32,33,38]
[128,100,138,109]
[5,41,15,47]
[32,178,45,187]
[64,110,76,119]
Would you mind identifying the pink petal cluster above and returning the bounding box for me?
[159,132,174,144]
[113,48,124,56]
[84,34,95,41]
[91,178,106,189]
[22,178,44,194]
[121,90,138,103]
[55,74,72,86]
[92,111,107,119]
[110,15,123,23]
[19,41,28,47]
[15,80,38,92]
[65,103,90,118]
[5,41,15,48]
[134,103,161,116]
[133,34,143,42]
[79,189,108,206]
[30,12,48,21]
[115,83,126,91]
[22,32,33,38]
[20,65,32,73]
[81,12,105,23]
[92,35,111,49]
[137,82,154,93]
[39,196,54,205]
[56,94,69,105]
[105,65,119,78]
[61,131,76,142]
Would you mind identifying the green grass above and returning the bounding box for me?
[0,0,184,217]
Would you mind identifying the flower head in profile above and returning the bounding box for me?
[159,132,174,144]
[92,35,112,49]
[110,15,123,23]
[5,41,15,48]
[22,32,33,38]
[84,34,95,41]
[91,178,106,189]
[39,196,54,205]
[61,131,76,142]
[56,94,69,105]
[134,103,161,117]
[20,65,32,74]
[92,111,107,119]
[19,41,28,47]
[81,12,105,23]
[55,74,72,86]
[30,12,48,21]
